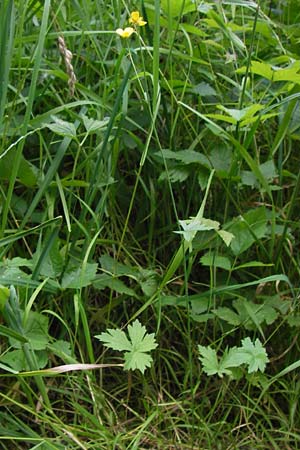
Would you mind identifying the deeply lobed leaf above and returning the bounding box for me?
[95,320,157,373]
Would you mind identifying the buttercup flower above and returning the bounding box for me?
[129,11,147,26]
[116,27,135,38]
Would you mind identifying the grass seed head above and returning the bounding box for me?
[58,35,76,96]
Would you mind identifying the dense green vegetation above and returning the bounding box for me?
[1,0,300,448]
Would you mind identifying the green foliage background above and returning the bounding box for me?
[1,0,300,448]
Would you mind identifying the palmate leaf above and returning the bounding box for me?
[239,337,269,373]
[198,345,232,377]
[96,329,132,352]
[95,320,157,374]
[198,345,219,376]
[124,350,153,373]
[198,338,269,378]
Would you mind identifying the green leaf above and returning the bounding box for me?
[0,257,33,269]
[0,284,10,312]
[137,269,159,297]
[93,273,136,296]
[159,294,186,307]
[99,255,157,296]
[233,298,278,330]
[179,23,207,38]
[273,66,300,84]
[263,295,291,315]
[241,170,257,187]
[197,168,210,189]
[0,349,27,371]
[159,166,190,183]
[161,0,195,17]
[217,229,235,247]
[288,315,300,328]
[0,266,30,287]
[198,345,232,377]
[0,152,39,187]
[241,160,277,188]
[209,147,232,174]
[61,262,98,289]
[124,351,153,373]
[198,338,269,378]
[232,261,273,270]
[0,265,58,293]
[198,345,219,376]
[221,346,246,369]
[48,340,73,363]
[95,320,157,374]
[46,116,77,138]
[19,311,49,351]
[96,328,132,352]
[217,104,263,123]
[0,348,48,371]
[228,207,267,256]
[100,254,138,278]
[205,113,237,124]
[207,10,246,51]
[213,307,241,326]
[34,238,64,279]
[123,319,157,372]
[237,61,273,80]
[175,150,209,166]
[127,320,157,352]
[0,324,28,343]
[192,82,217,97]
[237,61,300,84]
[239,338,269,373]
[200,254,232,270]
[190,297,210,315]
[9,311,49,351]
[177,217,220,243]
[191,312,214,323]
[82,115,109,133]
[260,160,277,181]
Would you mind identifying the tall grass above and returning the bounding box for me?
[1,0,300,448]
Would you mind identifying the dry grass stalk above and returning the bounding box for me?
[58,35,77,96]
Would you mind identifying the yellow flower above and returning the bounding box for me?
[116,27,135,38]
[129,11,147,26]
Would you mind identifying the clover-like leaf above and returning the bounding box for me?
[95,320,157,374]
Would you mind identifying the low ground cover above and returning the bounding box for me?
[1,0,300,448]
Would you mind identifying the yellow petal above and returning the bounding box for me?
[137,18,147,26]
[129,11,140,24]
[116,27,135,38]
[129,11,147,26]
